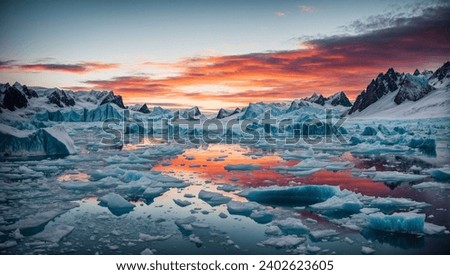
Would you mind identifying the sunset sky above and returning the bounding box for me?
[0,0,449,111]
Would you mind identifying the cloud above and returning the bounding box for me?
[11,62,119,73]
[77,5,450,108]
[275,11,285,17]
[0,60,16,70]
[299,5,314,13]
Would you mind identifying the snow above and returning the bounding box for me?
[198,190,231,206]
[367,212,425,234]
[33,224,74,243]
[99,193,135,216]
[0,124,75,156]
[260,235,306,248]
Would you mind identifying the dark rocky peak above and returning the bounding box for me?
[328,91,352,107]
[47,89,75,107]
[394,73,433,104]
[100,91,125,109]
[430,61,450,82]
[1,84,28,111]
[413,69,420,76]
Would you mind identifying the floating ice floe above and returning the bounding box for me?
[175,216,197,232]
[259,235,306,248]
[198,190,231,206]
[368,197,430,211]
[367,212,425,234]
[99,193,135,216]
[226,201,262,216]
[273,218,309,234]
[310,192,363,213]
[309,229,338,240]
[361,246,375,254]
[173,199,192,207]
[240,185,339,206]
[216,184,240,192]
[372,171,428,183]
[224,164,262,171]
[139,233,172,241]
[140,248,155,255]
[33,224,74,243]
[425,167,450,182]
[412,181,450,189]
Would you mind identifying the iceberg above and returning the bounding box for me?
[309,229,338,240]
[240,185,340,206]
[369,197,429,211]
[310,193,363,213]
[361,126,377,136]
[426,167,450,182]
[198,190,231,206]
[173,199,192,207]
[367,212,425,234]
[0,124,75,157]
[99,193,135,216]
[408,136,436,149]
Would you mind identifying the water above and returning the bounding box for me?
[0,120,449,254]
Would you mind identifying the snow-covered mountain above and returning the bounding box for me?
[304,91,352,107]
[0,82,125,114]
[349,61,450,118]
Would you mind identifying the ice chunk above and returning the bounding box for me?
[217,184,240,192]
[412,181,450,189]
[309,229,338,240]
[361,246,375,254]
[274,218,309,234]
[198,190,231,206]
[33,224,74,243]
[372,171,427,183]
[265,226,282,236]
[139,233,172,241]
[367,212,425,234]
[240,185,340,206]
[140,248,155,255]
[408,136,436,149]
[219,212,228,219]
[142,187,166,199]
[0,124,75,157]
[188,234,203,246]
[226,201,262,216]
[361,126,377,136]
[250,209,274,224]
[99,193,135,216]
[423,222,447,235]
[426,167,450,182]
[0,240,17,250]
[173,199,192,207]
[310,193,363,213]
[175,216,196,232]
[224,164,262,171]
[259,235,306,248]
[369,197,429,211]
[1,209,71,235]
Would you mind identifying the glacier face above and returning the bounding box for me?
[0,124,75,156]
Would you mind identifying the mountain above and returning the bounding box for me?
[0,82,126,113]
[349,61,450,118]
[130,103,151,114]
[216,107,241,119]
[304,91,352,107]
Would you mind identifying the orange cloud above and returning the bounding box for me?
[75,6,449,109]
[17,62,118,74]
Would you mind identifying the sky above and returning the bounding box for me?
[0,0,449,111]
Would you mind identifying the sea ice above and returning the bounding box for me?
[361,246,375,254]
[240,185,340,206]
[273,218,309,234]
[309,229,338,240]
[224,164,262,171]
[173,199,192,207]
[198,190,231,206]
[139,233,172,241]
[99,193,135,216]
[425,167,450,182]
[226,201,262,216]
[372,171,428,183]
[33,224,74,243]
[259,235,306,248]
[367,212,425,234]
[310,193,363,213]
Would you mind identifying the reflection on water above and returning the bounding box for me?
[58,172,90,182]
